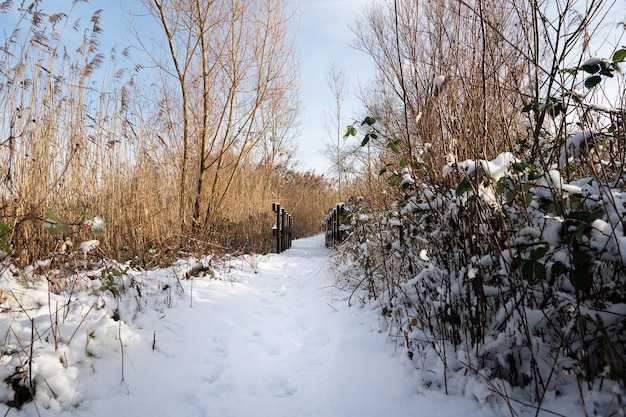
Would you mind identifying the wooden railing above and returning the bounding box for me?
[271,202,293,253]
[325,203,349,247]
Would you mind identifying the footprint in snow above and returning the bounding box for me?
[273,285,288,296]
[200,364,227,384]
[210,335,230,358]
[265,375,297,398]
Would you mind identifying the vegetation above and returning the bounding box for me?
[1,0,625,413]
[329,0,626,414]
[0,0,334,266]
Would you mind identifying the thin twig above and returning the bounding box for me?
[66,304,95,346]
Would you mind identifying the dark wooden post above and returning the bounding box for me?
[338,204,342,243]
[325,203,347,247]
[280,208,286,252]
[325,214,329,247]
[271,203,294,253]
[285,214,292,249]
[333,204,340,245]
[272,202,281,253]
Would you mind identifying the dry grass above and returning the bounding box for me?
[0,2,330,266]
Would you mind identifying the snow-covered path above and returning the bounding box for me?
[6,234,498,417]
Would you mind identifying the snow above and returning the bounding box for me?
[454,152,516,182]
[559,130,597,165]
[480,152,516,181]
[583,57,608,66]
[80,239,99,258]
[85,216,105,232]
[433,75,446,94]
[0,234,504,417]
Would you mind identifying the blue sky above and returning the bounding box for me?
[294,0,376,174]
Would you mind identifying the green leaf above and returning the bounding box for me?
[43,207,70,236]
[568,209,604,224]
[524,193,533,204]
[0,222,10,234]
[528,170,543,181]
[0,221,12,256]
[0,241,12,256]
[613,48,626,63]
[361,134,370,147]
[598,67,614,77]
[455,179,472,196]
[512,162,531,172]
[388,174,402,186]
[534,262,547,281]
[70,205,88,216]
[570,267,590,291]
[399,157,408,168]
[387,141,400,153]
[589,208,605,222]
[551,261,567,275]
[530,246,547,261]
[379,167,388,176]
[343,125,357,139]
[522,260,534,280]
[572,252,593,267]
[580,64,600,74]
[584,75,602,88]
[574,224,585,242]
[361,116,376,126]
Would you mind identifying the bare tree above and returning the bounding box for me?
[140,0,300,234]
[352,0,532,181]
[324,62,351,199]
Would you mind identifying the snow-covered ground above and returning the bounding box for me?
[1,234,582,416]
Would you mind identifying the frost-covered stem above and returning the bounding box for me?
[66,304,95,346]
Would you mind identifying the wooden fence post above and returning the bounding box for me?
[271,203,293,253]
[280,208,286,252]
[325,203,346,247]
[288,214,293,249]
[272,203,281,253]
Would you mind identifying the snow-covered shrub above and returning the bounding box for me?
[334,114,626,414]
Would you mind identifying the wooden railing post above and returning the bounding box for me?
[325,203,346,247]
[271,203,293,253]
[272,202,281,253]
[280,208,286,252]
[288,214,293,249]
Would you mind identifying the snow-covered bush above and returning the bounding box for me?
[334,147,626,412]
[340,0,626,408]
